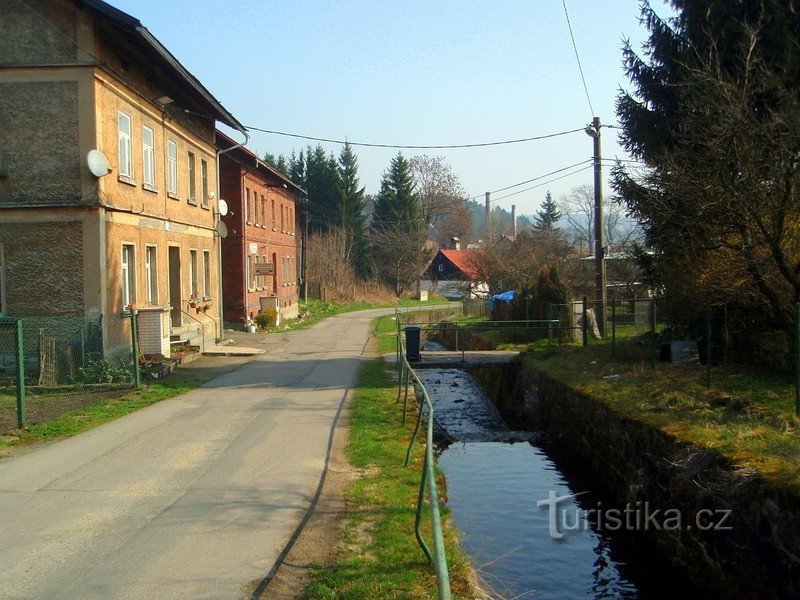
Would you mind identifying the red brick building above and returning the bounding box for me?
[217,131,305,327]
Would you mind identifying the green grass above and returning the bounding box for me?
[305,355,477,599]
[0,374,205,449]
[262,295,453,334]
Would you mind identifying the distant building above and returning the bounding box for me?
[422,247,487,299]
[0,0,245,355]
[217,131,305,327]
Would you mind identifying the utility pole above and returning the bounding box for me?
[484,192,491,244]
[585,117,606,336]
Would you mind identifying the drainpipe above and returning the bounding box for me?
[216,129,249,341]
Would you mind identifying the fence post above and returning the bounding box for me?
[130,311,141,389]
[795,302,799,416]
[650,299,656,369]
[582,296,588,347]
[611,298,616,357]
[706,308,712,389]
[15,319,26,428]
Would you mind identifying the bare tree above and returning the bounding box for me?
[435,202,473,247]
[370,225,434,296]
[306,229,358,299]
[409,155,466,227]
[560,185,641,252]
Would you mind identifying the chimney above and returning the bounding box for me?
[511,204,517,238]
[485,192,491,241]
[451,237,460,251]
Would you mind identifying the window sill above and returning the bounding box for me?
[201,203,210,210]
[118,175,137,187]
[188,198,198,206]
[272,227,277,231]
[168,192,180,200]
[246,221,253,226]
[202,295,213,302]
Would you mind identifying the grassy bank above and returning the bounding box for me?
[262,295,452,334]
[441,318,800,491]
[305,348,477,598]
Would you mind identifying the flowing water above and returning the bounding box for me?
[417,369,697,599]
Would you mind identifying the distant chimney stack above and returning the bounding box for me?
[511,204,517,238]
[451,237,460,251]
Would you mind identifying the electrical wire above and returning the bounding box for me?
[562,0,595,117]
[491,164,594,202]
[243,125,586,150]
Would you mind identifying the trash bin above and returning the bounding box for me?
[405,325,421,362]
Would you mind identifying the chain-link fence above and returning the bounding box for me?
[0,313,139,431]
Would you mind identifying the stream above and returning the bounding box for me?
[417,368,698,599]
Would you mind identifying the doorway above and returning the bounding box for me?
[168,246,182,327]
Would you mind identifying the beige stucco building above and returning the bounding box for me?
[0,0,246,356]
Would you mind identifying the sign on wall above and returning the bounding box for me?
[249,243,258,255]
[255,263,275,276]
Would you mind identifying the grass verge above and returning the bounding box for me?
[262,295,452,334]
[0,370,215,450]
[305,354,477,598]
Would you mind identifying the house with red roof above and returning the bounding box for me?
[422,245,488,299]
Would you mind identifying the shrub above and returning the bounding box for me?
[254,309,278,330]
[78,359,134,384]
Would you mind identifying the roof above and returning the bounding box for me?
[439,249,482,280]
[216,130,306,196]
[77,0,245,132]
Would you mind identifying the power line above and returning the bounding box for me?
[487,159,592,195]
[243,125,586,150]
[491,164,594,202]
[562,0,594,117]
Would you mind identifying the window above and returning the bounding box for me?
[118,111,132,179]
[245,255,252,291]
[189,250,198,298]
[121,244,136,308]
[187,151,196,202]
[281,204,285,231]
[271,198,276,228]
[167,139,178,196]
[245,188,251,222]
[145,246,158,303]
[142,125,155,188]
[203,250,211,298]
[261,195,266,226]
[201,159,209,207]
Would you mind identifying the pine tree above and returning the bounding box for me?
[304,145,340,231]
[371,152,419,232]
[615,1,800,336]
[534,191,561,230]
[335,142,368,275]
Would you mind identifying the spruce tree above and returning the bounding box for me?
[304,145,340,231]
[534,191,561,230]
[335,142,368,275]
[371,152,419,232]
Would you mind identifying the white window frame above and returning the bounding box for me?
[189,249,198,299]
[167,139,178,197]
[118,110,133,179]
[187,151,197,203]
[142,124,155,188]
[121,244,136,308]
[203,250,211,298]
[200,159,209,207]
[145,245,158,304]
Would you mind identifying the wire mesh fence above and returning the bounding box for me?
[0,314,139,431]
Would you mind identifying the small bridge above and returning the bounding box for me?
[413,350,519,368]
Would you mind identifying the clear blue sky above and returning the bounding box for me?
[114,0,671,217]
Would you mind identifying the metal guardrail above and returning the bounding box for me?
[394,309,452,600]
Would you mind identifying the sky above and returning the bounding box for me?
[113,0,672,218]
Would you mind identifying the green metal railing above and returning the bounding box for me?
[394,310,451,600]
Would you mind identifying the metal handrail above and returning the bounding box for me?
[395,309,451,600]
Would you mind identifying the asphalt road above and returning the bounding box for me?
[0,307,404,599]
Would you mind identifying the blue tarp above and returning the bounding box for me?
[490,290,515,309]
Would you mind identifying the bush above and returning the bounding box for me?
[78,359,134,384]
[254,309,278,330]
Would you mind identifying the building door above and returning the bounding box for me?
[272,252,278,295]
[168,246,182,328]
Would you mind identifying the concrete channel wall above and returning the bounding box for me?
[470,362,800,599]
